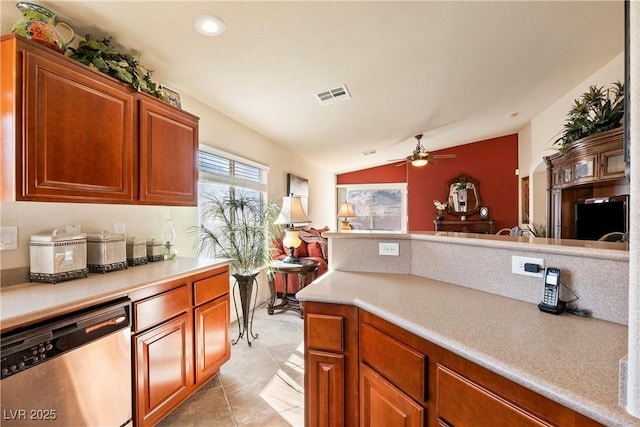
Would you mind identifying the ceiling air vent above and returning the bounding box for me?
[315,85,351,105]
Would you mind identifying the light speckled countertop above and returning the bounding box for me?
[297,270,638,426]
[0,257,230,331]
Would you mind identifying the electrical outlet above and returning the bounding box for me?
[65,224,81,233]
[379,242,399,256]
[511,255,544,277]
[114,223,126,234]
[0,226,18,250]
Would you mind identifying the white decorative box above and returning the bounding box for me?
[87,232,127,273]
[146,239,164,262]
[126,237,147,266]
[30,230,88,283]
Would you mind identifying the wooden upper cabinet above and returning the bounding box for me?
[2,35,135,202]
[1,35,199,206]
[138,98,199,206]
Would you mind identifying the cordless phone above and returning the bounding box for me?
[538,267,566,314]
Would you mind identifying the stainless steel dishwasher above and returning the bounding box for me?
[1,298,132,427]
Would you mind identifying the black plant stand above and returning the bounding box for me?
[231,272,259,346]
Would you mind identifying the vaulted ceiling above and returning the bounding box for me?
[1,1,624,173]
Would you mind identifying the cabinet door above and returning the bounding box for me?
[572,155,597,184]
[600,148,625,180]
[307,350,345,427]
[138,98,198,206]
[360,363,423,427]
[194,295,231,385]
[22,49,135,202]
[135,313,193,427]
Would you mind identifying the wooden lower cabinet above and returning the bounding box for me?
[307,350,346,426]
[304,302,359,427]
[194,295,231,384]
[360,363,424,427]
[130,266,231,426]
[304,304,603,427]
[135,313,193,427]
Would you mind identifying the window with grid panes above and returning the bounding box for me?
[337,184,407,232]
[197,149,268,231]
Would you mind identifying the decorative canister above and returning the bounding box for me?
[11,2,75,53]
[87,232,127,273]
[126,237,147,266]
[146,239,164,262]
[30,229,88,283]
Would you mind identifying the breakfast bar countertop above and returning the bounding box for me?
[0,257,231,332]
[296,270,638,427]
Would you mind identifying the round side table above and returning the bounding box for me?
[267,259,320,318]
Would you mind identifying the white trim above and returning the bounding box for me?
[337,183,408,190]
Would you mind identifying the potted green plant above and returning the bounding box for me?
[193,190,281,272]
[191,190,281,346]
[553,81,624,151]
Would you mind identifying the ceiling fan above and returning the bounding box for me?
[389,134,456,167]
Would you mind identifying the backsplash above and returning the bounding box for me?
[0,201,198,273]
[326,232,629,325]
[0,267,30,287]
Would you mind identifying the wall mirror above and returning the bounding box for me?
[446,175,481,216]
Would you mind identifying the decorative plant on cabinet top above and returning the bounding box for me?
[553,81,624,151]
[68,35,163,99]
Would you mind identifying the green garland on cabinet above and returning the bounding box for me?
[68,35,164,99]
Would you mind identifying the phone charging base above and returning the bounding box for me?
[538,300,566,315]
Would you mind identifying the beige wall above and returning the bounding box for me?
[519,53,625,228]
[0,91,334,272]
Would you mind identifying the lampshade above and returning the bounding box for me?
[337,202,356,231]
[337,202,356,218]
[274,195,311,225]
[275,195,311,264]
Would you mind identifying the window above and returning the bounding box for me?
[337,184,407,232]
[197,148,269,228]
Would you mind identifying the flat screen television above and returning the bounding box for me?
[575,196,628,241]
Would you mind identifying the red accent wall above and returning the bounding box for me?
[336,134,519,232]
[337,162,407,184]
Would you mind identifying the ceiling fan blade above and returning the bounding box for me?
[387,158,408,162]
[430,153,456,159]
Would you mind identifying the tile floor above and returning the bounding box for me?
[157,304,305,427]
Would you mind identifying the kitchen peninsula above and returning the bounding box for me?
[297,232,637,426]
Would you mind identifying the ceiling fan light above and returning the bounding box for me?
[411,159,429,167]
[194,15,226,36]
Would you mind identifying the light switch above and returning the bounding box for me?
[0,226,18,250]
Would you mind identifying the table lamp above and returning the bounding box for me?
[337,202,356,230]
[274,194,311,264]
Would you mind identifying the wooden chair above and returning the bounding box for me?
[598,232,628,242]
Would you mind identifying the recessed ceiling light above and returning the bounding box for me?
[194,15,225,36]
